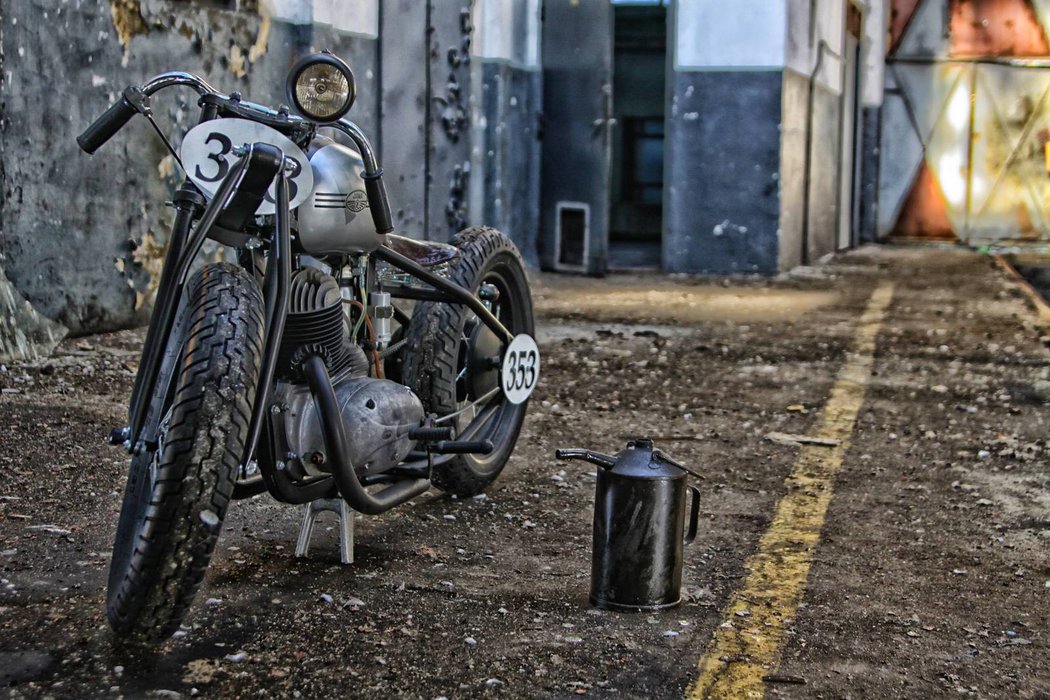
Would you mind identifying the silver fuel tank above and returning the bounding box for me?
[297,135,380,255]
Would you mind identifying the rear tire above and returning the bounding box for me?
[107,263,264,640]
[401,227,534,496]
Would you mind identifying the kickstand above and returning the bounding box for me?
[295,498,354,565]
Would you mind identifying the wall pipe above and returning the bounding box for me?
[800,39,843,266]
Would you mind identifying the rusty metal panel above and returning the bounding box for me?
[884,59,1050,243]
[884,0,1050,243]
[893,0,950,58]
[949,0,1050,57]
[889,0,926,54]
[968,64,1050,240]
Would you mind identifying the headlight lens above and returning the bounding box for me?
[287,53,356,123]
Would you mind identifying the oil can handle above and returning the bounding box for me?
[684,486,701,545]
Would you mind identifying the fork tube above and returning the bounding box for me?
[128,156,251,449]
[126,181,201,447]
[241,168,291,469]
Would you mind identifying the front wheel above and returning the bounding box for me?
[401,227,535,496]
[107,263,264,640]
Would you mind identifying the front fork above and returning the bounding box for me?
[119,181,203,452]
[121,147,285,456]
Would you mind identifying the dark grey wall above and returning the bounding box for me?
[379,0,428,237]
[473,63,542,266]
[663,70,783,275]
[858,105,881,243]
[425,2,474,243]
[539,0,613,273]
[0,0,378,344]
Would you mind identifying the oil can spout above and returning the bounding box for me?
[555,448,617,470]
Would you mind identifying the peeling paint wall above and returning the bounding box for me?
[0,0,375,342]
[2,0,542,351]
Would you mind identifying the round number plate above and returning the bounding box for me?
[501,334,540,405]
[181,118,313,215]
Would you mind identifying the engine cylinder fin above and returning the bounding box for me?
[278,267,368,380]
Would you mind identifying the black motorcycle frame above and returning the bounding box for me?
[90,71,514,514]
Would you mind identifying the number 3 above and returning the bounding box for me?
[263,157,302,203]
[505,351,518,390]
[524,350,537,389]
[195,132,232,183]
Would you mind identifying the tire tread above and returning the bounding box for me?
[107,263,264,640]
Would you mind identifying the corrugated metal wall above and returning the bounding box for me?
[882,0,1050,243]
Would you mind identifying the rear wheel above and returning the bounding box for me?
[401,227,535,496]
[107,263,264,640]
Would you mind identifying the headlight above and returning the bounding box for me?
[286,52,356,123]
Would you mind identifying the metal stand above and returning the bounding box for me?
[295,498,354,565]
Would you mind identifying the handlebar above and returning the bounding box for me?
[77,72,285,155]
[76,70,394,233]
[76,87,143,154]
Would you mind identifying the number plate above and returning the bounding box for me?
[180,119,313,215]
[501,334,540,405]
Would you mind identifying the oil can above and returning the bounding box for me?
[556,438,700,611]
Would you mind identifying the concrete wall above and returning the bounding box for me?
[0,0,540,356]
[668,0,879,274]
[0,0,378,353]
[780,0,850,267]
[470,0,542,267]
[666,0,786,274]
[0,0,890,355]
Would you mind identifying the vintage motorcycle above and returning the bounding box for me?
[77,52,539,640]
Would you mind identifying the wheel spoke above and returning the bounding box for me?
[456,400,501,441]
[433,387,500,425]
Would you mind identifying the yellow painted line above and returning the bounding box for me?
[687,281,894,699]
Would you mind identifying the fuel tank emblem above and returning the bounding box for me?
[345,190,368,213]
[313,190,368,213]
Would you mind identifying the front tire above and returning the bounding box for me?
[401,227,534,496]
[107,263,264,640]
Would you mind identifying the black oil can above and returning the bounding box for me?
[556,438,700,612]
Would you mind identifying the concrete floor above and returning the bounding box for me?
[0,245,1047,698]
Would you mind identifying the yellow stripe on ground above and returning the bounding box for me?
[687,281,895,699]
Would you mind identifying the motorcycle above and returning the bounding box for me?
[77,52,540,640]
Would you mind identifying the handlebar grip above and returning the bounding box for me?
[364,170,394,234]
[77,89,140,154]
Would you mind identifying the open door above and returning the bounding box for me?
[540,0,614,273]
[609,2,666,269]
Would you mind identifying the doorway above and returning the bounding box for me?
[609,1,667,269]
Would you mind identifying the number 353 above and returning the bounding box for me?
[501,335,540,405]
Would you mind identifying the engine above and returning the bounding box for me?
[270,267,423,480]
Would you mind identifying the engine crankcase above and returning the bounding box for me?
[282,375,423,477]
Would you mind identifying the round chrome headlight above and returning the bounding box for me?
[286,52,356,123]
